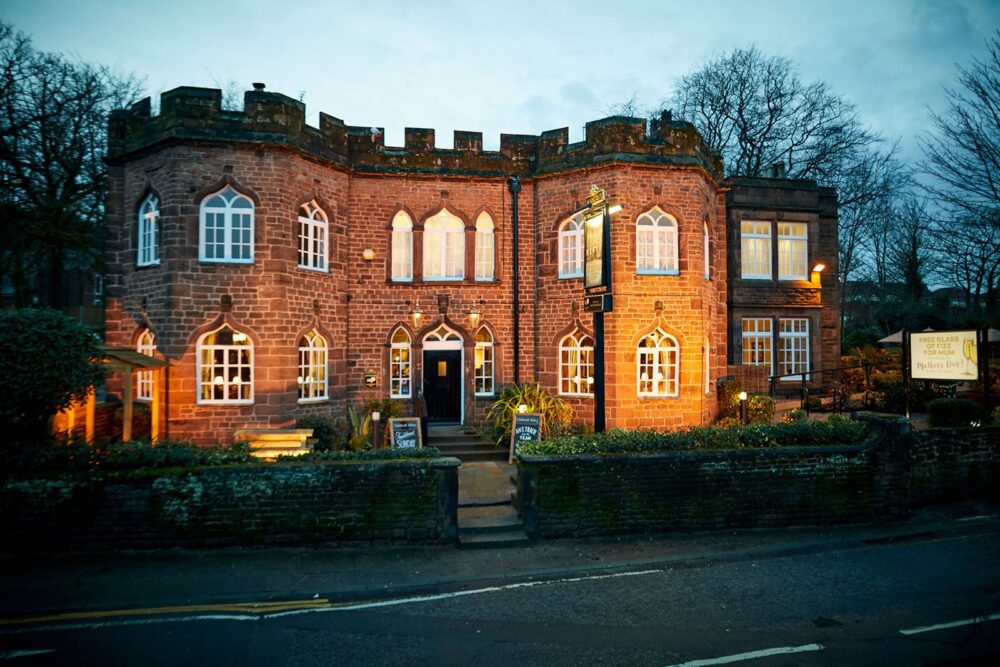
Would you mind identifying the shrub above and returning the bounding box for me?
[347,407,372,451]
[717,379,774,424]
[927,398,986,428]
[717,379,742,419]
[872,372,944,413]
[748,394,776,423]
[486,383,572,446]
[295,415,350,451]
[0,309,106,443]
[780,408,807,423]
[519,416,867,457]
[287,447,441,463]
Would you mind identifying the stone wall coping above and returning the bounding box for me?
[517,443,870,465]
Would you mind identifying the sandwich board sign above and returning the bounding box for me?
[508,413,543,464]
[389,418,422,449]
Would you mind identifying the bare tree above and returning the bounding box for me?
[0,22,142,307]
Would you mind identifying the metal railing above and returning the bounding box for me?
[767,363,896,416]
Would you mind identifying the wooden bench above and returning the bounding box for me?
[233,428,315,459]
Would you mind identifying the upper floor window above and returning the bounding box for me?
[475,212,495,281]
[637,328,679,397]
[298,201,328,272]
[298,329,328,402]
[636,208,678,275]
[138,194,160,267]
[741,318,773,371]
[740,220,771,279]
[703,221,710,279]
[197,325,253,404]
[389,328,412,398]
[136,329,156,401]
[391,211,413,281]
[474,328,494,395]
[559,330,594,396]
[778,223,808,280]
[558,214,584,278]
[424,210,464,280]
[199,186,254,263]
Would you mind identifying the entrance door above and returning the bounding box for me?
[424,350,461,422]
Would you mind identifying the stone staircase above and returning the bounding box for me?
[458,504,529,548]
[427,424,508,463]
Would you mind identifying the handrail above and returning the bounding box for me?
[767,363,899,415]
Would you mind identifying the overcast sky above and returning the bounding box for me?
[6,0,999,161]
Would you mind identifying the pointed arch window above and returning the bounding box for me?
[298,201,328,272]
[196,325,253,404]
[475,212,495,281]
[424,210,465,280]
[636,208,678,275]
[137,194,160,267]
[474,328,494,395]
[389,328,412,398]
[199,186,254,263]
[298,330,328,402]
[558,214,584,278]
[559,330,594,396]
[391,211,413,281]
[637,328,679,397]
[136,329,157,401]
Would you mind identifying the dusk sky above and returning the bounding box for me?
[6,0,999,161]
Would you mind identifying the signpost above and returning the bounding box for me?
[508,413,543,464]
[388,417,422,449]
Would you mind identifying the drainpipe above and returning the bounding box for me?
[508,176,521,385]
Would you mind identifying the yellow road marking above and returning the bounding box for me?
[0,599,331,627]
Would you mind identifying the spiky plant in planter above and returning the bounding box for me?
[485,383,572,446]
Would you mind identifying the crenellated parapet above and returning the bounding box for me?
[108,85,723,180]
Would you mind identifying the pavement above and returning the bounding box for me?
[457,461,516,506]
[2,499,997,623]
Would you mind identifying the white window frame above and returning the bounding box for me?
[474,328,494,396]
[558,214,584,278]
[475,212,495,281]
[297,201,328,273]
[635,208,679,275]
[196,325,253,405]
[389,328,412,398]
[559,331,594,397]
[137,194,160,267]
[297,329,328,403]
[391,211,413,282]
[740,220,772,279]
[778,222,808,281]
[636,328,679,398]
[779,318,810,380]
[199,186,254,263]
[741,318,773,373]
[423,210,465,281]
[136,329,156,402]
[703,221,710,279]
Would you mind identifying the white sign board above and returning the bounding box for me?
[910,330,979,381]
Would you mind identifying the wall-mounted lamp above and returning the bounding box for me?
[811,262,826,285]
[361,248,375,261]
[608,203,624,215]
[411,305,423,327]
[468,309,481,327]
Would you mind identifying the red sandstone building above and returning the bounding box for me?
[104,86,839,444]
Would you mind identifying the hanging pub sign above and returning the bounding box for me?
[909,330,979,381]
[584,185,608,292]
[508,413,543,464]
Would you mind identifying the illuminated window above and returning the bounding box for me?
[423,210,465,280]
[741,318,773,371]
[136,329,156,401]
[196,325,253,404]
[389,328,412,398]
[558,214,584,278]
[475,212,495,281]
[636,208,678,275]
[779,318,810,379]
[740,220,771,279]
[137,194,159,267]
[199,186,254,263]
[778,223,808,280]
[298,201,328,272]
[474,328,494,395]
[391,211,413,281]
[297,330,328,402]
[637,328,679,397]
[559,330,594,396]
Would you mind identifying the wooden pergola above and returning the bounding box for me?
[61,346,170,443]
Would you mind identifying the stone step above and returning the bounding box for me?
[446,450,510,463]
[459,505,521,533]
[459,527,530,549]
[430,436,491,447]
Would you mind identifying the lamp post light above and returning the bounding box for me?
[738,391,749,425]
[371,410,381,449]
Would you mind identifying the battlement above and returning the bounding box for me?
[108,85,723,180]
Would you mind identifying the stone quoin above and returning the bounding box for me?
[103,85,840,444]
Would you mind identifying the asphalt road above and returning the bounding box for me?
[2,506,999,666]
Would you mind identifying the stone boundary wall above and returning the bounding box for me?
[1,458,459,553]
[909,427,1000,505]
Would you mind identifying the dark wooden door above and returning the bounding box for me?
[423,350,461,422]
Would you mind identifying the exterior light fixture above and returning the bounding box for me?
[361,248,375,261]
[811,262,826,285]
[812,263,826,273]
[738,391,749,424]
[608,203,623,215]
[468,309,481,327]
[412,305,423,327]
[517,403,528,414]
